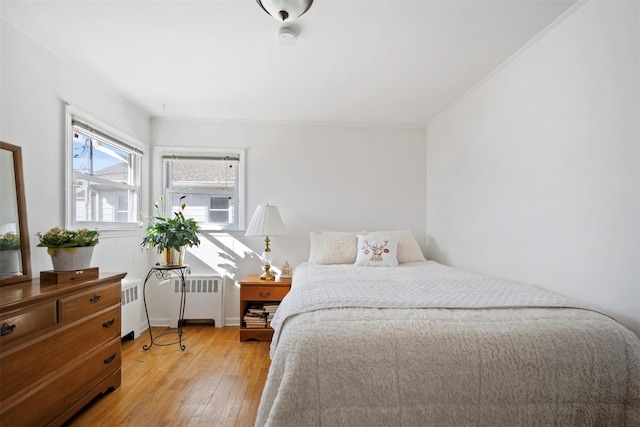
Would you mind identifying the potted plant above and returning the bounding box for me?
[141,196,201,266]
[36,227,99,271]
[0,232,20,251]
[0,232,21,276]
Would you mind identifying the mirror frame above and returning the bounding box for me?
[0,141,31,285]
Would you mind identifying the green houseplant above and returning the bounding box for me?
[141,196,201,266]
[36,227,99,271]
[0,232,20,251]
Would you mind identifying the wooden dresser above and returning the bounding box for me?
[0,272,126,427]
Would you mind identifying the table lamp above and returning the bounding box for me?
[245,204,286,280]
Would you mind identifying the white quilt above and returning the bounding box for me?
[257,261,640,426]
[270,261,598,355]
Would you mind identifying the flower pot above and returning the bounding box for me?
[48,247,94,271]
[0,249,21,277]
[162,247,185,267]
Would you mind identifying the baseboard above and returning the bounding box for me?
[225,317,240,327]
[146,317,240,327]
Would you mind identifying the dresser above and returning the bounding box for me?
[0,272,126,427]
[239,275,291,342]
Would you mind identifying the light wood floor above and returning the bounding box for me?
[64,326,271,427]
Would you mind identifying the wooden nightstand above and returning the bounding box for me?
[239,275,291,342]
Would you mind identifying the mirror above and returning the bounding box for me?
[0,141,31,284]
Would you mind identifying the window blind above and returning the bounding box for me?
[161,155,240,162]
[72,121,143,156]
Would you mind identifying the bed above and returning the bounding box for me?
[255,231,640,426]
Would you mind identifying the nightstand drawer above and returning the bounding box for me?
[242,286,289,301]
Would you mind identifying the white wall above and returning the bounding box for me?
[1,20,151,297]
[1,17,428,327]
[151,119,427,323]
[427,1,640,336]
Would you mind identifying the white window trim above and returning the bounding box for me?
[152,146,246,231]
[65,104,147,231]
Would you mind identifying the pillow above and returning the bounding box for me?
[308,231,358,264]
[364,230,425,263]
[354,234,398,267]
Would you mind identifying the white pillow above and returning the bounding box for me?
[364,230,425,263]
[354,234,398,267]
[309,231,358,264]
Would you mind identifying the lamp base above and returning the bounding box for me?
[260,264,275,281]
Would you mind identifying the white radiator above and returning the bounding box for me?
[121,279,142,339]
[170,275,224,328]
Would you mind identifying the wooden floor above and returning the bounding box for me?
[64,326,271,427]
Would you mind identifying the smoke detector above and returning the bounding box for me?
[278,27,297,47]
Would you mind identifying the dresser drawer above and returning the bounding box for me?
[0,301,57,350]
[0,336,121,427]
[241,286,289,301]
[58,282,121,324]
[0,304,120,402]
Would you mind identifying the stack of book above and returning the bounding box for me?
[243,303,267,328]
[263,303,280,328]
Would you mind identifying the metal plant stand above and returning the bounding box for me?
[142,264,190,351]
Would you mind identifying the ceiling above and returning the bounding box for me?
[1,0,578,126]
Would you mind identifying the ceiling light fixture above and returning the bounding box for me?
[256,0,313,22]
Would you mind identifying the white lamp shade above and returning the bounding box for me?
[245,204,286,236]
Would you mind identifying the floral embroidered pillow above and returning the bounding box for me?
[354,235,398,267]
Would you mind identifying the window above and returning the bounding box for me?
[66,106,144,229]
[161,152,245,231]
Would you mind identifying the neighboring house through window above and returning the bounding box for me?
[66,105,144,230]
[158,149,245,231]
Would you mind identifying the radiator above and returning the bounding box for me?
[169,275,224,328]
[121,279,142,339]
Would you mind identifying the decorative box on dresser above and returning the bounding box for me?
[239,275,291,342]
[0,272,126,427]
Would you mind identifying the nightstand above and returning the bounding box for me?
[239,275,291,342]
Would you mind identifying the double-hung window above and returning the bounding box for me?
[66,106,144,229]
[161,152,245,231]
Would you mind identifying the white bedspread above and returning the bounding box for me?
[270,261,595,355]
[257,262,640,426]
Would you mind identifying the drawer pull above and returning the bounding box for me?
[102,318,115,328]
[259,291,271,298]
[103,353,117,365]
[1,322,16,336]
[89,293,102,303]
